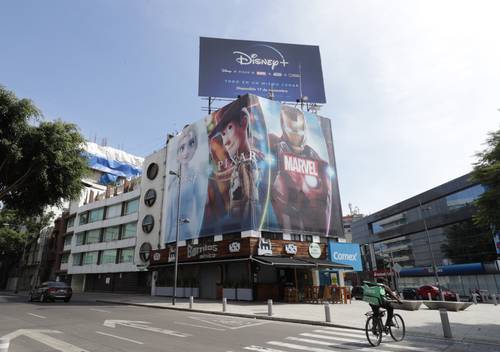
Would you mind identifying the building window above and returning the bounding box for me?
[72,253,82,266]
[262,231,282,240]
[371,212,407,234]
[147,163,159,180]
[103,226,120,242]
[139,242,152,262]
[106,203,122,219]
[304,235,313,242]
[85,229,101,244]
[144,189,157,207]
[290,234,301,241]
[63,234,73,247]
[78,212,89,225]
[60,253,69,264]
[66,215,75,229]
[83,251,99,265]
[89,208,104,223]
[142,215,154,233]
[118,248,135,263]
[122,222,137,239]
[124,198,139,215]
[446,184,485,211]
[100,249,117,265]
[75,232,85,246]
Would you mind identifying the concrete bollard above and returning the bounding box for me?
[189,296,194,309]
[324,302,331,322]
[482,294,488,303]
[222,297,227,312]
[493,294,498,306]
[267,299,273,317]
[456,294,460,302]
[428,293,432,301]
[439,308,452,338]
[401,291,404,300]
[0,337,9,352]
[472,294,478,304]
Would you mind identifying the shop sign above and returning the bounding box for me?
[187,242,218,259]
[153,252,161,262]
[308,242,321,258]
[284,243,297,255]
[167,247,175,263]
[258,238,272,256]
[328,242,362,271]
[229,241,241,253]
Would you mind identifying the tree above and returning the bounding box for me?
[472,128,500,231]
[441,219,497,264]
[0,86,89,216]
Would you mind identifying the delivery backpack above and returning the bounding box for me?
[362,283,385,306]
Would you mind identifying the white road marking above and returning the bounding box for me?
[90,308,110,313]
[95,331,144,344]
[267,340,343,352]
[188,316,268,330]
[313,329,365,338]
[1,329,89,352]
[245,345,288,352]
[27,313,46,319]
[321,326,365,335]
[103,320,190,337]
[174,322,226,331]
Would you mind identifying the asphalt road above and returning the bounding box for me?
[0,294,498,352]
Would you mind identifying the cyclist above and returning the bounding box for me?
[363,280,402,327]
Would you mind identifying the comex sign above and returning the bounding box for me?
[328,242,362,272]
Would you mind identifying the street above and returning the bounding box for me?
[1,294,498,352]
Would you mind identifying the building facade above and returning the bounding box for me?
[351,173,499,295]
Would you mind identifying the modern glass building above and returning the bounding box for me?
[351,173,499,296]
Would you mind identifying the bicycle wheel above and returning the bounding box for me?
[365,316,383,347]
[389,314,406,341]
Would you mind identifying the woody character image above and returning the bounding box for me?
[269,105,332,234]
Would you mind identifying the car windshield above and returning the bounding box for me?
[49,282,68,287]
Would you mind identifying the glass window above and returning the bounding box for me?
[446,185,485,211]
[60,253,69,264]
[66,215,75,229]
[85,229,101,244]
[72,253,82,266]
[372,212,408,234]
[291,234,301,241]
[122,222,137,238]
[79,212,88,225]
[304,235,313,242]
[144,189,157,207]
[75,232,85,246]
[124,198,139,215]
[142,215,154,233]
[63,234,73,247]
[118,248,135,263]
[139,242,152,262]
[89,208,104,223]
[100,249,117,264]
[106,203,122,219]
[83,251,98,265]
[103,226,120,242]
[147,163,159,180]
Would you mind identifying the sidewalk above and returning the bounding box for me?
[88,292,500,346]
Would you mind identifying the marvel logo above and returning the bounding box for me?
[283,154,318,176]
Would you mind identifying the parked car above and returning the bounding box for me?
[29,281,72,303]
[401,287,418,300]
[351,286,364,300]
[416,285,457,301]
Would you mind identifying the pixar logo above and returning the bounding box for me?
[333,251,357,262]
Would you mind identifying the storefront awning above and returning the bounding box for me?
[303,258,353,270]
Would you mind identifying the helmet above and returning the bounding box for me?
[280,105,306,153]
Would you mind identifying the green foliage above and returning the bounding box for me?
[0,85,89,216]
[472,128,500,230]
[441,220,497,264]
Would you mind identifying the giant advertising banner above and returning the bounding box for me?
[163,94,342,244]
[199,37,326,103]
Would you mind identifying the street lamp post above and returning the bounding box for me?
[168,167,190,306]
[418,201,443,300]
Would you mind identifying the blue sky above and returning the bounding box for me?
[1,0,499,214]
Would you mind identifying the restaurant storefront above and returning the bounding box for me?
[149,237,351,301]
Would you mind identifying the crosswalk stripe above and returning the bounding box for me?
[267,341,341,352]
[313,329,366,339]
[285,337,392,352]
[321,326,365,335]
[299,333,361,344]
[244,345,288,352]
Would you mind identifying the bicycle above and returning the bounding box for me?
[365,308,405,346]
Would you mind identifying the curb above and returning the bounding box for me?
[96,300,364,331]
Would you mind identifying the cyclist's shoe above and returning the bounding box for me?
[385,321,395,327]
